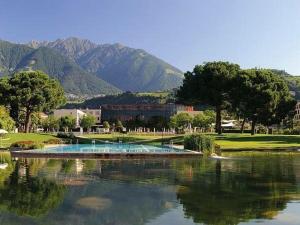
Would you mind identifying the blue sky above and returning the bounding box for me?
[1,0,300,74]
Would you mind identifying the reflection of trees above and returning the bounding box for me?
[176,157,297,225]
[0,161,66,217]
[0,156,297,224]
[0,153,14,185]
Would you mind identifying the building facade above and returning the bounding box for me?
[101,104,194,122]
[53,108,102,127]
[81,108,101,124]
[53,109,86,127]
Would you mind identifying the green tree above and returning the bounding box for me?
[0,71,65,133]
[42,115,60,132]
[116,120,124,132]
[0,106,15,131]
[170,113,193,133]
[30,112,43,132]
[80,114,96,132]
[233,69,296,135]
[103,121,110,129]
[192,110,216,131]
[0,77,10,106]
[125,118,146,130]
[177,62,240,134]
[59,116,76,132]
[147,116,168,130]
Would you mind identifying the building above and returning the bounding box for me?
[101,104,195,122]
[53,108,102,127]
[295,101,300,121]
[81,108,101,124]
[53,109,86,127]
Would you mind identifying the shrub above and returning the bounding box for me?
[11,141,44,150]
[256,125,267,134]
[43,139,63,144]
[283,128,300,135]
[56,132,75,139]
[184,134,215,155]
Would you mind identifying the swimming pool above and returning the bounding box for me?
[33,144,185,153]
[11,143,201,159]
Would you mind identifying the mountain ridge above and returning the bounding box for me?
[0,40,121,96]
[26,37,184,92]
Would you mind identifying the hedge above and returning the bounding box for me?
[10,141,44,150]
[184,134,215,155]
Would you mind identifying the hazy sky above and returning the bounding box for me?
[1,0,300,74]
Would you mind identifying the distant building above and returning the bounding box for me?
[53,109,86,127]
[53,108,102,127]
[81,108,101,124]
[101,104,195,122]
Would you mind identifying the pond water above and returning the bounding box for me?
[0,152,300,225]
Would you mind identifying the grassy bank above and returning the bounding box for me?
[2,133,300,151]
[215,134,300,150]
[83,133,300,151]
[0,133,58,148]
[81,133,179,146]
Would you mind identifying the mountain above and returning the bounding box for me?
[1,37,184,96]
[0,40,33,75]
[64,92,170,109]
[0,40,121,96]
[28,37,97,61]
[30,37,184,92]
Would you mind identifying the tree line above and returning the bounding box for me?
[177,62,296,135]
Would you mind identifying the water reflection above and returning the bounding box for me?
[177,157,299,225]
[0,159,65,218]
[0,153,299,225]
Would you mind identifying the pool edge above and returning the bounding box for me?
[10,150,202,159]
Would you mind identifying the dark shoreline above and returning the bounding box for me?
[10,151,202,159]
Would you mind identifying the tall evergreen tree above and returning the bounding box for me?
[0,71,66,132]
[232,69,296,135]
[177,62,240,134]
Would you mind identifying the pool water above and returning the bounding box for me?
[1,152,300,225]
[29,143,187,153]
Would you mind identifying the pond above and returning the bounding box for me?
[0,152,300,225]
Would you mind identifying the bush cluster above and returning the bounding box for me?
[184,134,215,155]
[10,141,44,150]
[283,128,300,135]
[56,132,75,139]
[43,139,63,144]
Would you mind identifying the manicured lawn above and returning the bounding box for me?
[81,133,178,145]
[83,133,176,141]
[83,133,300,150]
[0,133,58,148]
[3,132,298,151]
[215,134,300,150]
